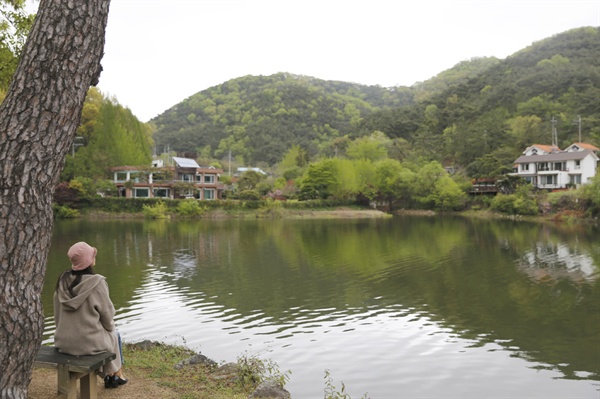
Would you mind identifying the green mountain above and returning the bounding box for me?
[151,73,415,165]
[152,27,600,172]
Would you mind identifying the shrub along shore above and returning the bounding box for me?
[52,195,599,225]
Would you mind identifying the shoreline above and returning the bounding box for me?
[76,207,598,226]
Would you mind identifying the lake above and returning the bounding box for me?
[41,215,600,398]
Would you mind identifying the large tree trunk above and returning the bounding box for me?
[0,1,110,397]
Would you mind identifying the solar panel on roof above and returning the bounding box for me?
[173,157,200,168]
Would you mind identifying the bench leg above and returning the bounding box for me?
[80,373,97,399]
[57,364,77,399]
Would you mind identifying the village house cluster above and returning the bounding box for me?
[111,157,224,200]
[110,142,599,201]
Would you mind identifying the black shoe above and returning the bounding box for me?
[104,375,118,389]
[114,376,128,386]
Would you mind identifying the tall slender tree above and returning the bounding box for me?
[0,1,110,397]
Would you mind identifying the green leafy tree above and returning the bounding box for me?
[371,158,403,208]
[96,178,117,197]
[491,185,538,215]
[581,174,600,216]
[278,144,308,180]
[431,176,466,211]
[413,161,449,209]
[346,131,390,162]
[299,159,337,200]
[237,170,264,191]
[62,90,153,180]
[466,153,513,179]
[330,158,372,199]
[69,176,96,199]
[0,0,35,96]
[508,115,549,151]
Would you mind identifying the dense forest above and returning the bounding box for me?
[151,73,415,165]
[152,27,600,175]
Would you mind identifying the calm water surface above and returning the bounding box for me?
[42,216,600,398]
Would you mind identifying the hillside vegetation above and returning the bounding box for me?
[151,73,415,165]
[2,16,595,217]
[152,27,600,174]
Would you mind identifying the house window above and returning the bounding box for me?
[134,188,149,198]
[542,175,556,185]
[115,172,128,182]
[152,172,166,182]
[538,162,549,171]
[522,164,529,172]
[575,160,581,170]
[153,188,170,198]
[181,174,194,182]
[570,175,582,185]
[203,189,215,200]
[204,175,215,184]
[130,171,141,183]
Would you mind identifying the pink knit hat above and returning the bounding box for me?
[68,242,97,271]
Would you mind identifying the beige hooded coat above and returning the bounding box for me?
[53,273,122,375]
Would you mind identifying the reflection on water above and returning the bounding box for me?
[42,216,600,398]
[518,241,598,283]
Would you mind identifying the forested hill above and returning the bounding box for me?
[151,73,415,164]
[358,27,600,175]
[152,27,600,171]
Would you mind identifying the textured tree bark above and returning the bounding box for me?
[0,1,110,397]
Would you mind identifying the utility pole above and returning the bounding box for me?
[573,115,582,142]
[550,116,557,147]
[72,136,83,156]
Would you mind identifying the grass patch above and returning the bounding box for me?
[122,342,256,399]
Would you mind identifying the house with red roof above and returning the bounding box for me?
[512,143,599,189]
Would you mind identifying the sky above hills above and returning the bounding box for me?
[34,0,600,122]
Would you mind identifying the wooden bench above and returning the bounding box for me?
[35,346,116,399]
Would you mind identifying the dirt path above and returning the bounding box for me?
[28,368,178,399]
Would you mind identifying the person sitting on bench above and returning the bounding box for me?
[54,241,128,389]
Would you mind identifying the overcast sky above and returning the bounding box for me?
[33,0,600,122]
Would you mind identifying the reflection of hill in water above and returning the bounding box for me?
[46,217,600,382]
[151,217,600,381]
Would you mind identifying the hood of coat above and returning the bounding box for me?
[57,274,106,311]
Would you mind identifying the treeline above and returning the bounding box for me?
[152,73,415,165]
[221,139,600,217]
[60,87,154,181]
[153,27,600,179]
[358,27,600,177]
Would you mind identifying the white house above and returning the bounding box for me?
[512,142,599,189]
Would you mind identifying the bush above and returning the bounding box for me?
[547,190,584,211]
[176,199,207,217]
[513,196,539,215]
[53,204,80,218]
[69,176,96,199]
[258,198,284,218]
[238,190,261,200]
[491,194,516,214]
[491,192,538,216]
[142,200,170,219]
